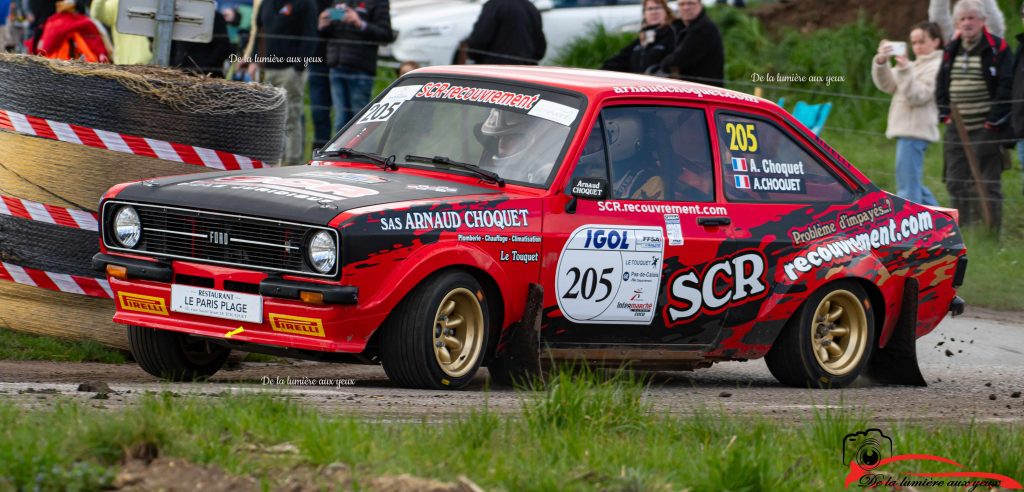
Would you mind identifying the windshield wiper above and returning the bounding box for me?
[405,154,504,187]
[315,147,397,171]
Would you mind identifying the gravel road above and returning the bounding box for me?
[1,309,1022,423]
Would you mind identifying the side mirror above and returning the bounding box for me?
[533,0,554,11]
[570,177,608,200]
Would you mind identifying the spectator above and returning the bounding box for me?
[171,10,233,77]
[464,0,544,65]
[601,0,675,74]
[872,22,944,206]
[715,0,744,6]
[37,0,110,61]
[930,0,1004,41]
[307,0,332,150]
[26,0,54,52]
[398,60,419,76]
[658,0,724,87]
[319,0,392,130]
[249,0,318,166]
[1011,1,1024,194]
[90,0,152,64]
[936,0,1013,232]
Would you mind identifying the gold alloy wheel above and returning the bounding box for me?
[809,289,868,376]
[432,288,484,378]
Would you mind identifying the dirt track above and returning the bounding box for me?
[1,309,1022,423]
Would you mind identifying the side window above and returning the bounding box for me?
[716,112,853,203]
[584,106,713,202]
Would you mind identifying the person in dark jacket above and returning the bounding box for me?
[1010,1,1024,195]
[307,0,334,151]
[319,0,392,130]
[171,10,233,77]
[658,0,724,87]
[464,0,545,65]
[251,0,319,165]
[935,0,1013,232]
[601,0,675,74]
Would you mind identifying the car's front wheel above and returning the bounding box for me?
[765,280,875,388]
[127,325,230,381]
[380,271,489,390]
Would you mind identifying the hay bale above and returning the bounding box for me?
[0,53,286,163]
[0,281,127,350]
[0,131,212,211]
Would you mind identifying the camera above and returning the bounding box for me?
[842,429,893,471]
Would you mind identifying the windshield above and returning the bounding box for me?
[324,78,584,187]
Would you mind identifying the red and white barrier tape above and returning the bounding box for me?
[0,261,112,298]
[0,195,99,231]
[0,109,265,170]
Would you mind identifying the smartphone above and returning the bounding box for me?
[888,41,907,57]
[328,6,346,20]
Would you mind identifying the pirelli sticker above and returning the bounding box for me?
[118,292,169,316]
[269,314,326,338]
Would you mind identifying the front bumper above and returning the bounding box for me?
[94,253,380,353]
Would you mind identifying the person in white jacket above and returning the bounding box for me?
[871,21,945,205]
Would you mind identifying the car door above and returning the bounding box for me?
[704,107,863,357]
[540,103,736,349]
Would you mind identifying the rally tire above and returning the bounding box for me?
[127,325,230,381]
[765,280,875,389]
[380,271,489,390]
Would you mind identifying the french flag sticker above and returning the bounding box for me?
[731,157,748,172]
[734,175,751,189]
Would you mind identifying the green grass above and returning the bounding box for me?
[1,368,1020,491]
[0,327,125,363]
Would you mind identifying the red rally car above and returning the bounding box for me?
[93,66,967,390]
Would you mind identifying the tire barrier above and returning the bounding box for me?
[0,54,287,350]
[0,53,286,163]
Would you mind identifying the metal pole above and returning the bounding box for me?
[152,0,175,66]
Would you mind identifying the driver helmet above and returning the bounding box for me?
[480,109,534,166]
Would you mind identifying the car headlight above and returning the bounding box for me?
[308,231,337,274]
[113,206,141,248]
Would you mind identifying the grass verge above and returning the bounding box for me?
[1,368,1020,491]
[0,327,125,363]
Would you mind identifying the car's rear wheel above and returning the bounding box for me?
[127,325,230,381]
[765,280,874,388]
[380,271,489,390]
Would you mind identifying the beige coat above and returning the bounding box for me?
[871,50,942,143]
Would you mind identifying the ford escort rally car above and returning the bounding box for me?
[94,66,968,390]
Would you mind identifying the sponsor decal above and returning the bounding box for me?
[355,84,423,124]
[269,314,326,338]
[118,292,169,316]
[527,99,579,126]
[570,177,608,199]
[596,201,727,215]
[499,250,540,264]
[783,210,935,281]
[293,170,388,184]
[556,225,664,324]
[664,250,768,324]
[664,214,684,246]
[611,85,761,104]
[380,208,529,231]
[789,199,894,245]
[405,184,458,193]
[179,175,378,202]
[415,82,541,111]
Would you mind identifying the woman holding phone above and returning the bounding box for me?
[871,21,944,205]
[601,0,675,74]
